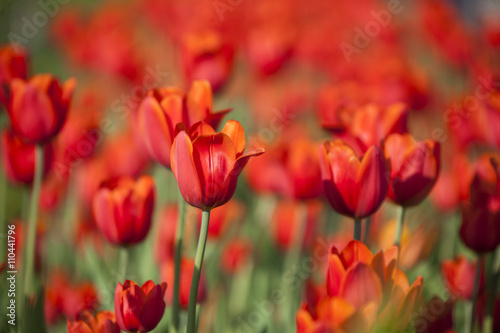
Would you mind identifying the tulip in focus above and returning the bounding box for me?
[171,120,265,211]
[92,175,155,246]
[383,133,441,207]
[319,140,389,219]
[7,74,76,143]
[114,280,167,333]
[67,310,119,333]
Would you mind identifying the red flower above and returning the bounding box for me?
[67,310,120,333]
[7,74,76,143]
[319,140,389,219]
[114,280,167,333]
[383,133,441,207]
[92,176,155,246]
[459,154,500,253]
[220,238,253,274]
[441,256,484,300]
[171,120,264,211]
[1,130,53,185]
[161,258,207,309]
[138,80,231,168]
[0,44,28,107]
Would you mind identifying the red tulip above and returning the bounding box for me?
[206,200,244,240]
[220,238,253,274]
[0,44,28,107]
[383,133,441,207]
[114,280,167,333]
[180,31,234,92]
[161,258,207,309]
[7,74,76,143]
[441,256,484,300]
[459,154,500,253]
[319,140,389,219]
[92,176,155,246]
[67,310,120,333]
[171,120,265,211]
[138,80,231,168]
[1,130,53,185]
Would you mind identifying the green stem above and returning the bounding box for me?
[363,216,372,244]
[353,218,362,241]
[394,206,406,246]
[483,248,500,333]
[468,255,483,333]
[119,247,129,281]
[21,145,44,313]
[172,197,187,331]
[187,210,210,333]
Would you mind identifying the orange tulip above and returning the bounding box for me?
[171,120,264,211]
[138,80,231,168]
[383,133,441,207]
[7,74,76,143]
[67,310,119,333]
[319,140,389,219]
[92,176,155,246]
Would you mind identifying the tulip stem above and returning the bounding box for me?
[394,206,405,247]
[353,218,362,241]
[468,255,483,333]
[187,210,210,333]
[172,198,187,331]
[21,145,44,316]
[363,216,372,244]
[119,247,129,281]
[484,248,500,333]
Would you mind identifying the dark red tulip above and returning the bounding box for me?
[92,176,155,246]
[161,258,207,309]
[67,310,120,333]
[138,80,231,168]
[0,44,28,107]
[319,140,389,219]
[114,280,167,333]
[7,74,76,143]
[414,297,454,333]
[1,130,53,185]
[383,133,441,207]
[459,154,500,253]
[171,120,264,211]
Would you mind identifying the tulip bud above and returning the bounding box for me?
[92,175,155,246]
[7,74,76,143]
[114,280,167,333]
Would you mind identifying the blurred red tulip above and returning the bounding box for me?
[114,280,167,333]
[161,258,207,309]
[67,310,120,333]
[7,74,76,143]
[441,256,484,300]
[92,176,155,246]
[319,140,389,219]
[221,238,253,274]
[63,283,99,321]
[154,204,179,264]
[459,154,500,253]
[1,130,53,185]
[0,44,27,107]
[171,120,264,211]
[383,133,440,207]
[207,200,244,239]
[138,80,231,168]
[180,31,234,92]
[272,200,321,251]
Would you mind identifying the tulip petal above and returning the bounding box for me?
[139,284,166,332]
[327,253,346,297]
[189,121,216,139]
[340,262,383,309]
[340,240,374,268]
[221,120,246,157]
[171,131,204,208]
[185,80,212,126]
